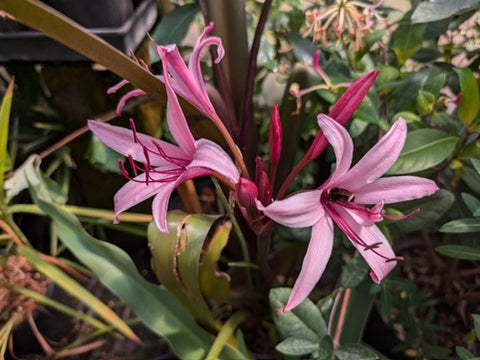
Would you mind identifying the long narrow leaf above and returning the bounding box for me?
[34,198,245,359]
[17,247,140,343]
[0,80,14,200]
[13,286,107,330]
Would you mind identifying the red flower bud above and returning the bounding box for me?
[269,104,282,166]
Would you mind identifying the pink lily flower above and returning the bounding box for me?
[109,22,223,127]
[258,115,439,312]
[88,45,240,233]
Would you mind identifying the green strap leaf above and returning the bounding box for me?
[0,80,14,200]
[34,199,243,359]
[436,244,480,260]
[17,246,139,343]
[148,213,219,330]
[439,218,480,233]
[388,129,458,175]
[454,67,480,126]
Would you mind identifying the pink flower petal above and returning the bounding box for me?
[115,89,147,116]
[151,167,214,232]
[257,190,324,228]
[336,118,407,191]
[353,176,439,204]
[188,22,224,104]
[330,201,383,227]
[283,217,334,312]
[189,139,240,184]
[114,173,171,222]
[333,206,396,283]
[87,120,188,166]
[316,114,353,187]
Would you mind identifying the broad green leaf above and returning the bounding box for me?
[390,68,446,114]
[436,244,480,260]
[335,343,379,360]
[17,246,139,343]
[318,335,334,360]
[275,337,318,356]
[377,65,400,85]
[474,314,480,341]
[198,221,231,304]
[148,213,218,329]
[439,219,480,233]
[0,80,14,200]
[456,346,476,360]
[412,0,480,23]
[392,12,427,66]
[33,199,243,359]
[355,29,387,62]
[287,32,316,64]
[388,129,458,174]
[0,0,169,106]
[269,287,327,342]
[392,111,421,124]
[340,257,369,289]
[462,166,480,195]
[393,190,455,232]
[461,193,480,214]
[149,4,199,62]
[454,68,480,126]
[416,90,435,116]
[471,158,480,174]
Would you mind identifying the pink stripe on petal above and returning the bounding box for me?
[87,120,187,166]
[160,48,196,154]
[114,173,168,222]
[151,167,214,232]
[257,190,324,228]
[333,207,396,283]
[316,114,353,188]
[284,217,334,312]
[189,139,240,184]
[336,118,407,190]
[353,176,439,204]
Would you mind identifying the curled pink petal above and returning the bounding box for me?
[107,79,130,94]
[284,217,334,312]
[115,89,147,116]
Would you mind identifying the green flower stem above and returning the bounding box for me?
[211,178,252,286]
[8,204,152,223]
[206,311,246,360]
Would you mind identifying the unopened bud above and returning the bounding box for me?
[236,178,258,208]
[269,104,282,166]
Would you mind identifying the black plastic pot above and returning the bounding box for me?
[0,0,157,61]
[47,0,134,28]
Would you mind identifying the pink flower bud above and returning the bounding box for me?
[269,104,282,166]
[255,156,268,186]
[236,177,258,209]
